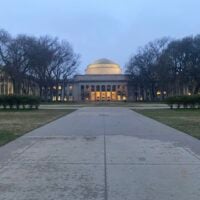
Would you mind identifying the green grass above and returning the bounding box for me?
[40,102,168,108]
[0,109,76,146]
[135,109,200,139]
[0,131,18,146]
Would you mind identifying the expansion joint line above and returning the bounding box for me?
[103,115,108,200]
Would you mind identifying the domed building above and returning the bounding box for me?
[85,58,122,75]
[64,58,130,102]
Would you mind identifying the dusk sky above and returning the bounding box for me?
[0,0,200,73]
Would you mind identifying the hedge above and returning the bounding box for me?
[165,95,200,109]
[0,95,40,110]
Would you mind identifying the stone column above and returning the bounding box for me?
[105,85,108,101]
[100,84,102,101]
[95,85,96,101]
[111,85,112,101]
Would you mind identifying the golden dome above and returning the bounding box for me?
[85,58,122,75]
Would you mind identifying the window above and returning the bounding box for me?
[96,85,100,91]
[112,85,116,91]
[91,85,95,92]
[101,85,105,91]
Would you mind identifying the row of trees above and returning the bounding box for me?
[0,29,80,101]
[126,35,200,101]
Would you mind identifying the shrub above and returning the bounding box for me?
[6,96,16,109]
[1,96,8,109]
[196,96,200,108]
[28,96,40,109]
[14,95,21,110]
[21,96,29,109]
[165,95,200,109]
[165,96,175,109]
[0,95,40,110]
[0,96,2,107]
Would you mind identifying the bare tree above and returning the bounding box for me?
[52,40,80,100]
[0,30,34,94]
[126,38,170,100]
[28,36,80,101]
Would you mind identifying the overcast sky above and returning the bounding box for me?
[0,0,200,73]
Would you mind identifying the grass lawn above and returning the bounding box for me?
[40,102,168,108]
[135,109,200,139]
[0,109,75,146]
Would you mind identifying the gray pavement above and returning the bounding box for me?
[0,107,200,200]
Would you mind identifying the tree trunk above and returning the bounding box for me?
[13,80,21,95]
[194,84,200,94]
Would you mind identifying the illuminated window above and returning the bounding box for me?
[111,92,116,100]
[117,95,121,101]
[52,96,56,101]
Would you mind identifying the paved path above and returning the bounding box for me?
[0,107,200,200]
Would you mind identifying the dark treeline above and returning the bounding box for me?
[126,36,200,101]
[0,29,80,101]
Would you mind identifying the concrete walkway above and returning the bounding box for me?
[0,107,200,200]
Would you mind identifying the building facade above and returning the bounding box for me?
[0,71,13,95]
[64,58,130,102]
[0,58,136,101]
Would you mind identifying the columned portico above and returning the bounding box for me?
[77,83,128,102]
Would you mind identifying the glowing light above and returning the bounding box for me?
[117,95,121,101]
[157,91,161,96]
[123,96,127,100]
[52,96,56,101]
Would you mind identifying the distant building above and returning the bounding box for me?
[69,58,129,101]
[0,71,13,95]
[0,70,39,96]
[0,59,140,101]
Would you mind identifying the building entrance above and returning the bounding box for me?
[90,91,117,101]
